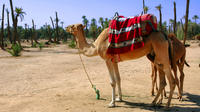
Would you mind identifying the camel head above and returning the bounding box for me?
[65,24,85,36]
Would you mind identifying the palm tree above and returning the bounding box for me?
[144,6,149,14]
[183,0,190,44]
[104,18,110,28]
[192,15,199,24]
[0,4,5,50]
[173,1,177,34]
[90,18,97,41]
[15,7,26,22]
[60,21,64,28]
[143,0,145,14]
[9,0,26,46]
[31,19,39,46]
[156,4,162,31]
[169,19,174,33]
[82,15,89,37]
[24,23,29,42]
[15,7,26,46]
[55,11,59,42]
[50,16,55,43]
[98,17,104,30]
[6,9,12,44]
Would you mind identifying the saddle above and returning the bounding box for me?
[107,14,157,54]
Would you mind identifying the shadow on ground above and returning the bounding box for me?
[116,92,200,112]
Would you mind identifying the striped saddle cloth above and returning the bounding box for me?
[107,14,157,54]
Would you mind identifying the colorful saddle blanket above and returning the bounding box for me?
[107,14,157,54]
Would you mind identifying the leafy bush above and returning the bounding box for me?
[68,40,76,48]
[38,42,44,50]
[6,44,22,56]
[32,42,37,48]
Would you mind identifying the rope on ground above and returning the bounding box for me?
[78,50,100,99]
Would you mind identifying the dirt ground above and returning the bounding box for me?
[0,41,200,112]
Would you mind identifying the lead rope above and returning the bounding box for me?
[78,50,100,99]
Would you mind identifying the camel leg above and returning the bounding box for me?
[151,39,175,108]
[112,62,122,101]
[163,86,167,98]
[151,63,155,96]
[157,68,167,104]
[152,65,166,105]
[151,63,158,96]
[105,60,116,107]
[163,66,176,108]
[172,63,182,99]
[177,61,185,99]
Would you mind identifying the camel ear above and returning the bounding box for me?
[83,25,86,29]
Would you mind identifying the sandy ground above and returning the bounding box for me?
[0,41,200,112]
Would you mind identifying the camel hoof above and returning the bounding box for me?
[115,97,122,102]
[164,106,170,111]
[157,99,163,105]
[178,96,183,101]
[150,103,156,107]
[151,92,155,96]
[108,102,115,108]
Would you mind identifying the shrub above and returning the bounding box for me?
[68,40,76,48]
[32,42,37,48]
[6,44,22,56]
[38,42,44,50]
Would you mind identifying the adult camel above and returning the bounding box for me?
[65,24,176,108]
[150,33,189,100]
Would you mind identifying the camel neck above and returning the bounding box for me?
[75,29,89,50]
[75,29,97,57]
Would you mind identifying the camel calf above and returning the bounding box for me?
[150,33,189,101]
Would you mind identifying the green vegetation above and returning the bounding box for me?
[38,42,44,50]
[6,44,22,56]
[68,40,76,48]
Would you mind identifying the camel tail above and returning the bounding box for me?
[162,32,175,69]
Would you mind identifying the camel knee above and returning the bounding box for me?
[160,79,167,88]
[110,80,116,87]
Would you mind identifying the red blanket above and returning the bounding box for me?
[107,14,157,54]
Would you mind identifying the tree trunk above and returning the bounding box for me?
[159,8,162,31]
[173,1,177,35]
[6,9,12,44]
[50,16,56,43]
[9,0,17,45]
[55,12,59,43]
[32,19,38,45]
[183,0,190,44]
[143,0,145,14]
[0,4,5,50]
[24,24,29,42]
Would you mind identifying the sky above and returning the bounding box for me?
[0,0,200,29]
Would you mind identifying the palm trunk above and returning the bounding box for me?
[159,9,162,31]
[6,10,12,44]
[143,0,145,14]
[32,19,38,45]
[173,1,177,34]
[9,0,17,45]
[15,16,21,46]
[50,16,56,43]
[55,12,59,43]
[0,4,5,50]
[183,0,190,44]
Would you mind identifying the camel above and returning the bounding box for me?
[150,33,189,100]
[65,24,176,108]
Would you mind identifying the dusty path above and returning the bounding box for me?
[0,41,200,112]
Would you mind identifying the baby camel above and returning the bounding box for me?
[66,24,176,108]
[150,33,189,101]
